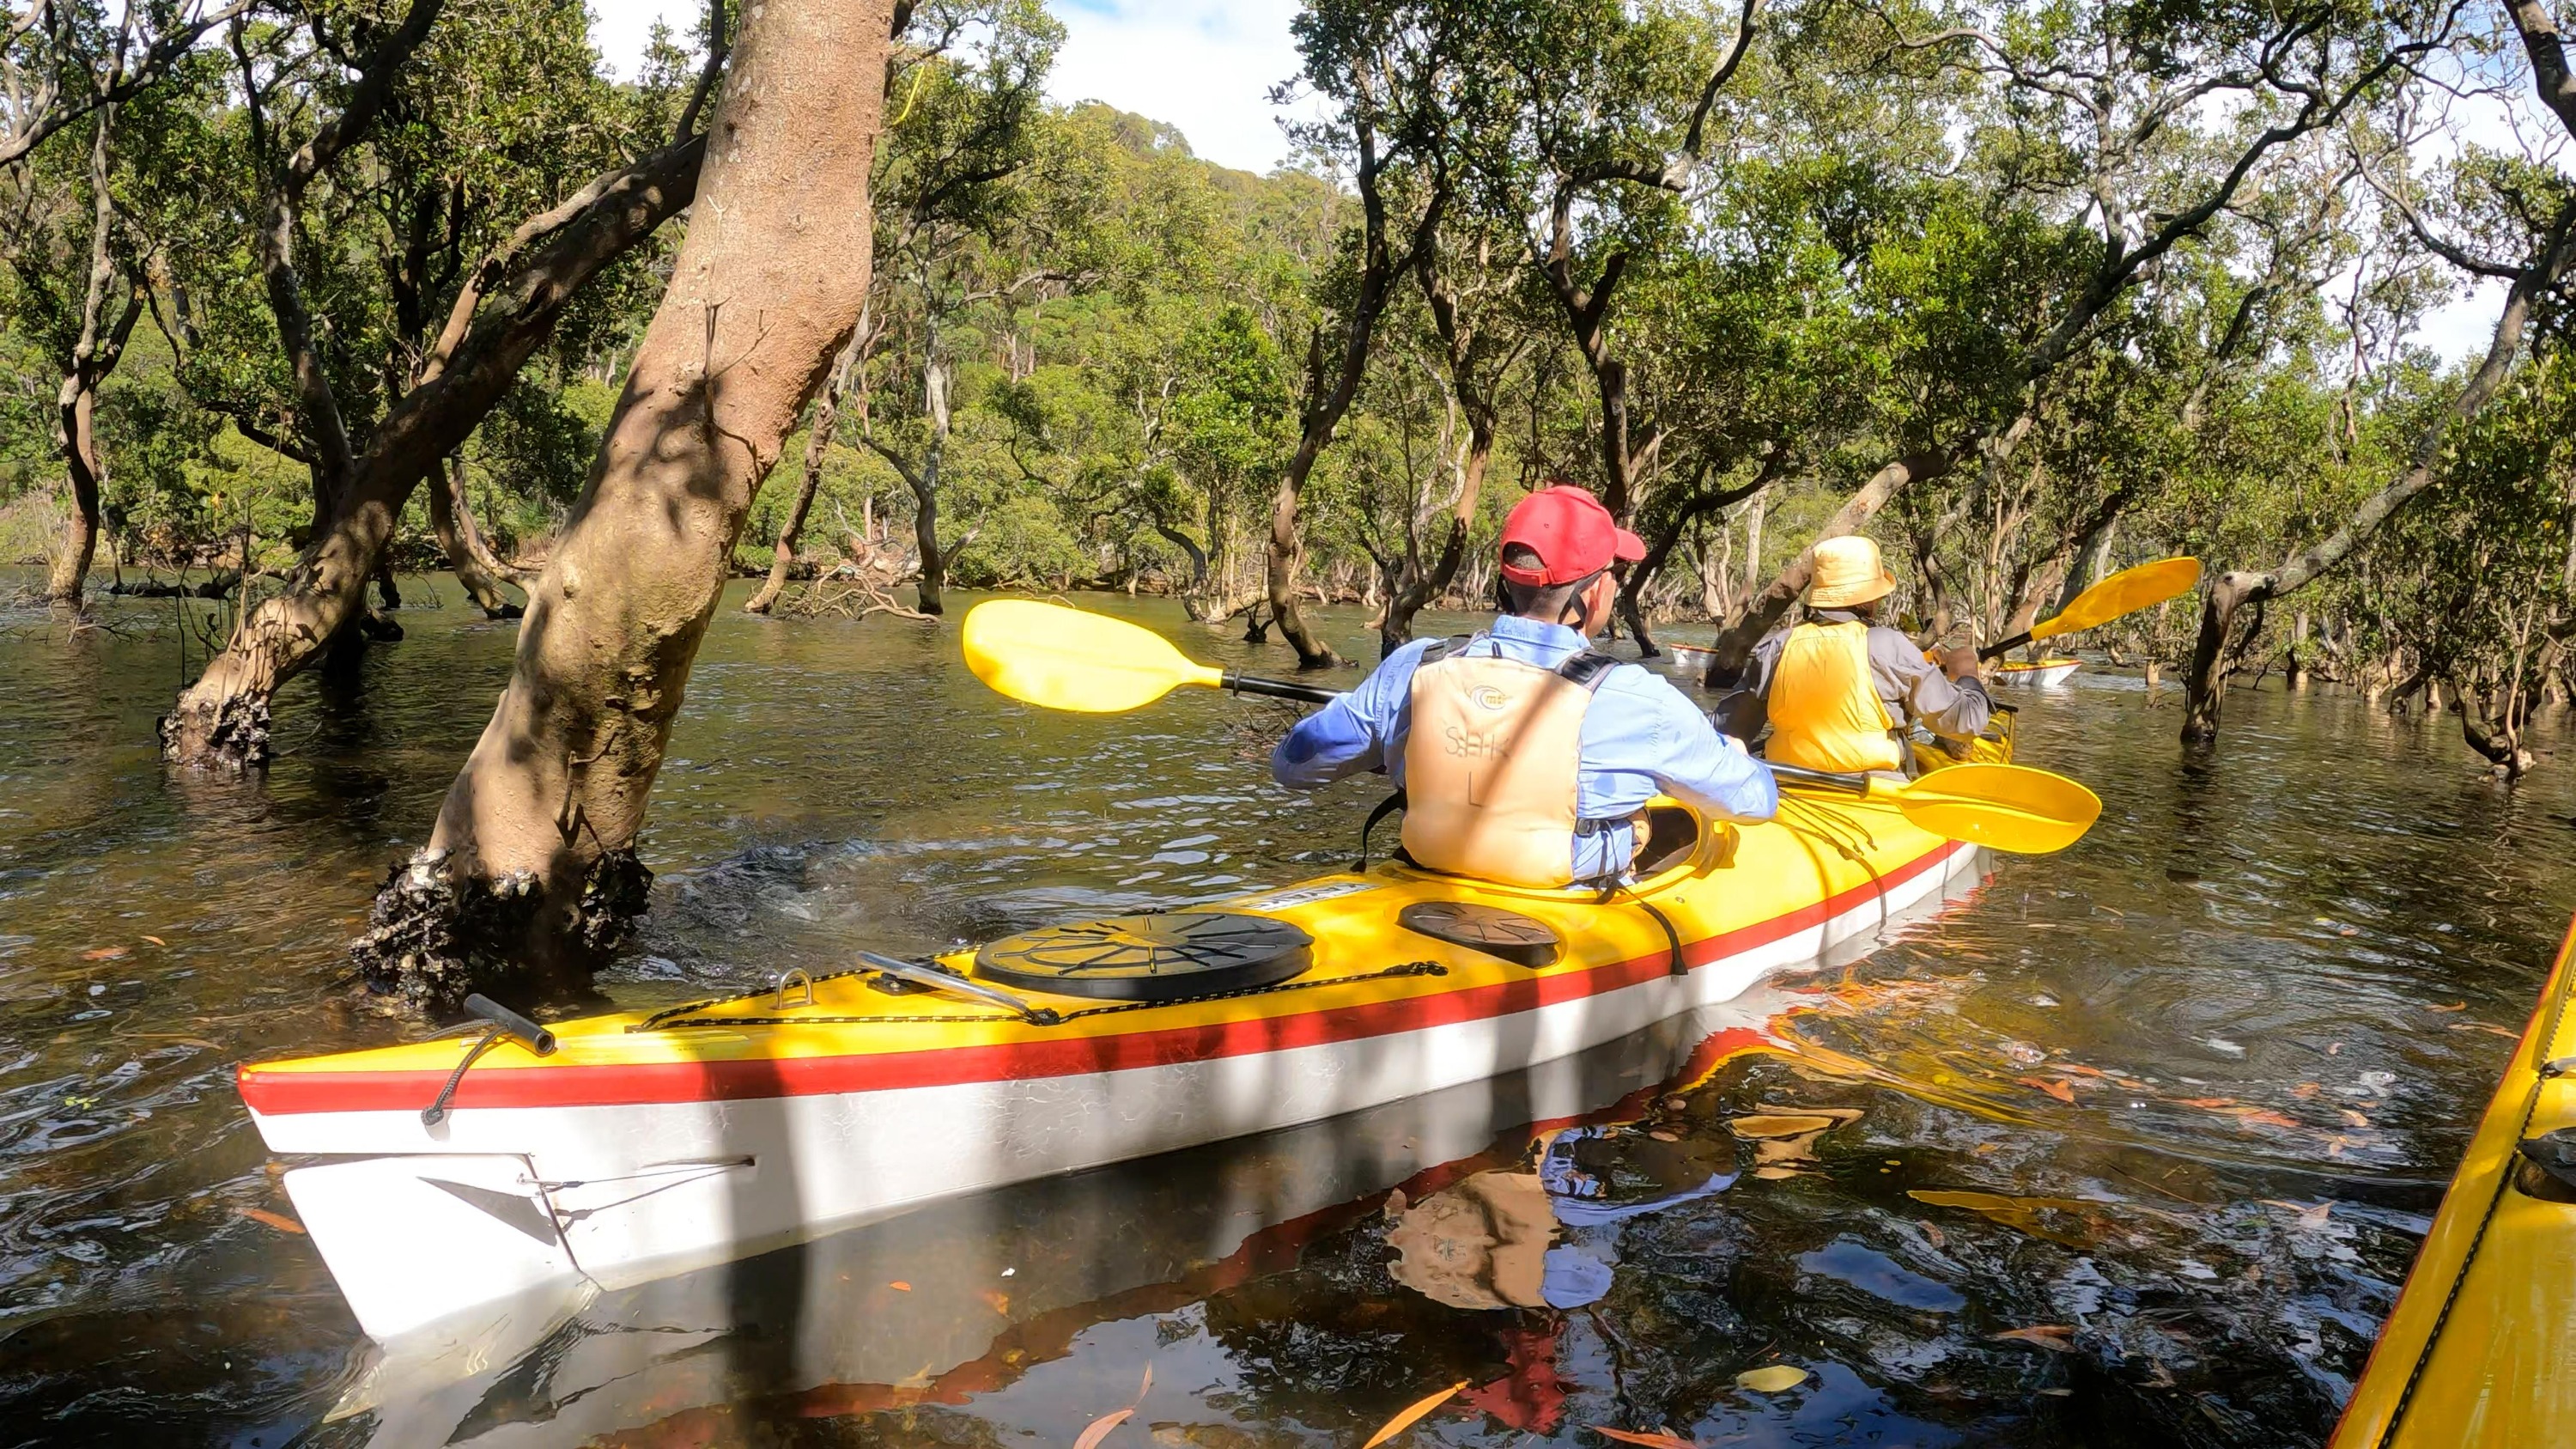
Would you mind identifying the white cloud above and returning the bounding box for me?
[1048,0,1309,174]
[587,0,1307,172]
[589,0,698,81]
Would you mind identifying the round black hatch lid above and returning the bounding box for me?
[973,911,1314,1001]
[1397,901,1561,967]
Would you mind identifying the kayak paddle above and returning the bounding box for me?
[963,600,2099,855]
[963,598,1334,712]
[1978,557,2201,661]
[1769,761,2098,855]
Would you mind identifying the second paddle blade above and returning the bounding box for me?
[2038,557,2203,639]
[962,600,1223,714]
[1895,763,2101,855]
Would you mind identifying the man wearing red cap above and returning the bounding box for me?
[1272,484,1777,888]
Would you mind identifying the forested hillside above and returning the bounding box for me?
[6,0,2573,779]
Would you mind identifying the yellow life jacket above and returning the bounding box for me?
[1765,620,1903,774]
[1400,648,1615,888]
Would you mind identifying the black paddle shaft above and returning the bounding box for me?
[1978,630,2034,661]
[1220,670,1341,705]
[1221,669,1878,795]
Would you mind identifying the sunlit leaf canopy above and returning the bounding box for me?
[3,0,2573,764]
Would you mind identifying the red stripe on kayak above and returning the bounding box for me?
[239,842,1961,1116]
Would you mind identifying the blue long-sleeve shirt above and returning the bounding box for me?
[1270,615,1778,880]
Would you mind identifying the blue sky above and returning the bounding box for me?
[588,0,1306,174]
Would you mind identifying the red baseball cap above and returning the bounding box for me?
[1498,484,1645,586]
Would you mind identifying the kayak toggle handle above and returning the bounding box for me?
[421,995,558,1127]
[858,951,1063,1026]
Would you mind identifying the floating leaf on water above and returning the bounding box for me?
[1592,1428,1693,1448]
[888,1281,911,1291]
[2234,1109,2301,1130]
[1074,1409,1134,1449]
[1361,1382,1467,1449]
[2338,1110,2370,1128]
[2172,1097,2239,1110]
[1909,1190,2107,1246]
[1727,1109,1858,1139]
[2257,1200,2333,1231]
[1990,1324,2075,1351]
[1138,1365,1152,1401]
[2018,1076,2077,1105]
[2453,1023,2521,1040]
[1735,1365,1809,1393]
[2290,1082,2322,1099]
[141,935,167,947]
[81,947,126,961]
[2428,1002,2467,1013]
[235,1206,304,1234]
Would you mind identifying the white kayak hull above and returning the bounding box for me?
[1993,661,2080,687]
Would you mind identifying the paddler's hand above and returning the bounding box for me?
[1939,644,1981,682]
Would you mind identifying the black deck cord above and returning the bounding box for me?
[641,959,1450,1032]
[1355,789,1406,872]
[422,1028,503,1126]
[1594,878,1686,977]
[2373,954,2576,1447]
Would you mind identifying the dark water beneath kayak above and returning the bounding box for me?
[5,580,2576,1448]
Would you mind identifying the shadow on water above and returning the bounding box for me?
[2,583,2575,1446]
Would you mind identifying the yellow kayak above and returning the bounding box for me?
[2331,916,2576,1447]
[238,775,1993,1346]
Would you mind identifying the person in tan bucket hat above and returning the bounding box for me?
[1717,535,1990,773]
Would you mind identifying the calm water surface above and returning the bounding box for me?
[3,580,2574,1449]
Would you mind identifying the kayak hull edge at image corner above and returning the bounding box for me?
[2330,915,2576,1448]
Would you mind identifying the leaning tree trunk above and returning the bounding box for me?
[1704,451,1952,687]
[157,132,708,770]
[355,0,892,1010]
[2180,214,2569,742]
[431,455,522,618]
[747,326,861,614]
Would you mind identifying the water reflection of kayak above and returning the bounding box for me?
[237,766,1994,1349]
[2331,917,2576,1447]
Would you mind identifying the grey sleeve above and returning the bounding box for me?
[1715,628,1792,743]
[1869,629,1992,741]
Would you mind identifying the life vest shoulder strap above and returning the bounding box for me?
[1554,649,1620,691]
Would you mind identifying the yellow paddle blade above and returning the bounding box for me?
[2030,557,2202,642]
[962,600,1226,713]
[1869,763,2101,855]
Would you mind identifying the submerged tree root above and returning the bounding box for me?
[350,845,653,1013]
[158,693,273,772]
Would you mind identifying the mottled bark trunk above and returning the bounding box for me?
[908,349,951,616]
[354,0,892,1009]
[157,134,707,770]
[1263,469,1340,667]
[432,455,522,618]
[44,105,140,609]
[746,327,860,615]
[1377,421,1492,656]
[47,387,106,607]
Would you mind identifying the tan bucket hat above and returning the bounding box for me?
[1807,535,1897,608]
